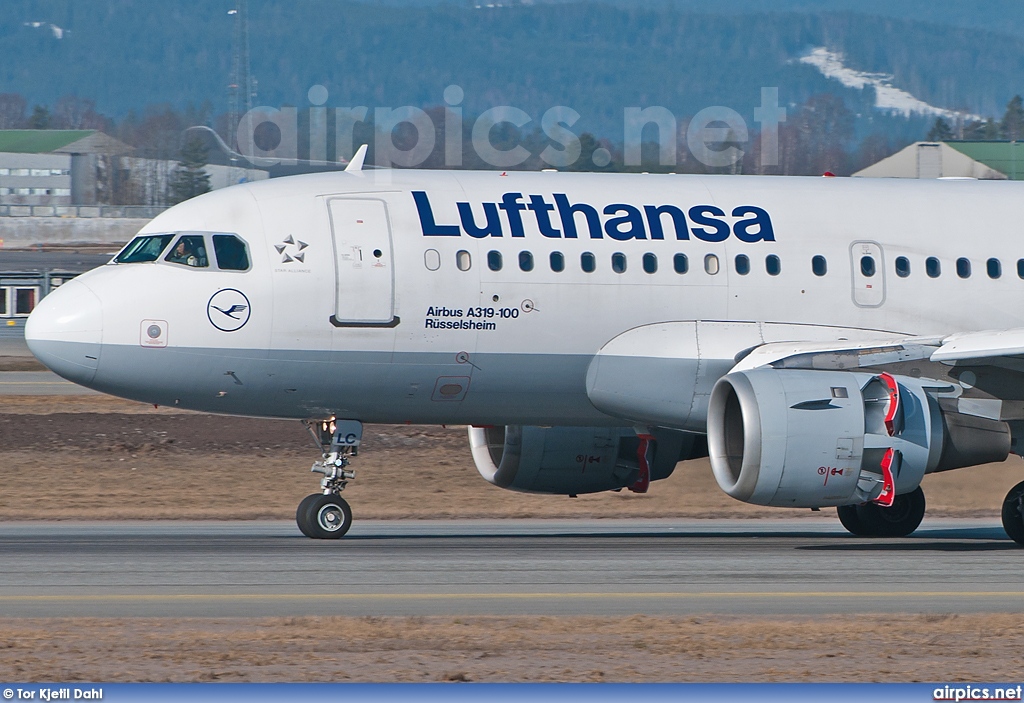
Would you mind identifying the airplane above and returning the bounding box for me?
[24,154,1024,543]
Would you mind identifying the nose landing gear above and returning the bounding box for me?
[296,419,362,539]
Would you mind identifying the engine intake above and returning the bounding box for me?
[707,369,1009,508]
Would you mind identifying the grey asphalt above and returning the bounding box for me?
[0,371,96,394]
[0,333,29,349]
[0,519,1021,618]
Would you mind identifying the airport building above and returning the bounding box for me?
[0,129,267,207]
[854,141,1024,180]
[0,130,130,206]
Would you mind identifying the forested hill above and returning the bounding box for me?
[1,0,1022,139]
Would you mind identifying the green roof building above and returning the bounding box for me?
[946,142,1024,181]
[854,141,1024,180]
[0,129,133,206]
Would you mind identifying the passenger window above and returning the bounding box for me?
[642,253,657,274]
[988,258,1002,279]
[550,251,565,272]
[673,253,689,274]
[895,256,910,278]
[424,249,441,271]
[812,255,827,276]
[212,235,250,271]
[926,257,941,278]
[957,257,971,278]
[1018,259,1024,279]
[165,235,209,268]
[860,256,876,278]
[705,254,719,275]
[456,250,471,271]
[519,251,534,272]
[765,255,781,276]
[735,254,750,275]
[612,252,627,274]
[487,250,502,271]
[581,252,596,273]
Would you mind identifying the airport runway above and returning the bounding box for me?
[0,519,1022,618]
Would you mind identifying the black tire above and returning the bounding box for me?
[837,504,872,536]
[1000,480,1024,546]
[854,487,926,538]
[295,493,321,538]
[301,494,353,539]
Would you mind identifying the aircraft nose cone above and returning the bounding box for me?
[25,279,103,386]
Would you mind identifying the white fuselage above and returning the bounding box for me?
[25,169,1024,429]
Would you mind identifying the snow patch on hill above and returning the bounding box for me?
[23,22,66,40]
[800,47,978,120]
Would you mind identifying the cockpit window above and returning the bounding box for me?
[114,234,174,263]
[213,234,250,271]
[165,235,209,268]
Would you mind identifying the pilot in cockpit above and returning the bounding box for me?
[166,237,204,267]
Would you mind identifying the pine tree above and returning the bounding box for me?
[926,117,953,141]
[1002,95,1024,140]
[168,135,211,204]
[28,105,49,129]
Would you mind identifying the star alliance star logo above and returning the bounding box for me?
[275,235,308,263]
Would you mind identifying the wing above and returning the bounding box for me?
[731,327,1024,421]
[586,321,1024,430]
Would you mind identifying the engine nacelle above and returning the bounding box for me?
[469,425,703,495]
[707,369,1010,508]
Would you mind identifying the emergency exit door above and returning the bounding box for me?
[850,240,886,308]
[328,198,398,327]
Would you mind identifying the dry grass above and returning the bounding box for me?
[0,394,1022,520]
[0,357,46,372]
[0,614,1021,682]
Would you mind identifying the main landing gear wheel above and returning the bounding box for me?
[836,487,926,537]
[1000,480,1024,547]
[836,504,871,536]
[296,494,353,539]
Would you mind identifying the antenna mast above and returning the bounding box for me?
[227,0,255,180]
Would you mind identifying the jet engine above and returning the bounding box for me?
[468,425,704,495]
[707,369,1010,508]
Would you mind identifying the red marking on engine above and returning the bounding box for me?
[629,434,655,494]
[880,373,901,436]
[875,448,897,507]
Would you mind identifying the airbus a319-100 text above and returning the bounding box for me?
[25,153,1024,542]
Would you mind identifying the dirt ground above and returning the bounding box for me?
[2,393,1023,683]
[1,614,1022,682]
[1,394,1022,520]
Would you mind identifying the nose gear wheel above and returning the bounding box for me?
[297,494,353,539]
[295,419,361,539]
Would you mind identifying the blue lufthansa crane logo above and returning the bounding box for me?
[207,289,251,332]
